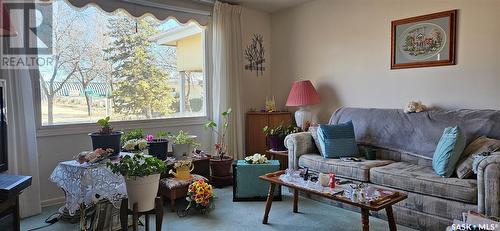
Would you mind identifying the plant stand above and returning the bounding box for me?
[120,197,163,231]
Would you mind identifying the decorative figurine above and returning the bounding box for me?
[329,172,336,188]
[265,96,276,112]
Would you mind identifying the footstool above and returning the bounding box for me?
[159,174,208,212]
[232,160,282,201]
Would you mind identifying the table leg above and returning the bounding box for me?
[170,191,176,212]
[361,208,369,231]
[120,199,128,231]
[79,203,87,231]
[293,189,299,213]
[132,203,138,231]
[386,206,397,231]
[155,197,163,231]
[262,183,276,224]
[145,214,150,231]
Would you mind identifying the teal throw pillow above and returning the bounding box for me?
[432,126,466,177]
[318,121,359,158]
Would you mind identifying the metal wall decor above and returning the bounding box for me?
[244,34,265,76]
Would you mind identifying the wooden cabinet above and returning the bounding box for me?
[245,112,292,156]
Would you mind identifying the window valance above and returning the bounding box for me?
[66,0,212,26]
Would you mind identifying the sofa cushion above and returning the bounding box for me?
[318,121,359,158]
[298,153,393,182]
[432,126,466,177]
[455,136,500,179]
[371,162,477,203]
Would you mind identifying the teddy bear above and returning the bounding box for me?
[404,101,427,113]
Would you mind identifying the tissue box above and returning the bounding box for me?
[232,160,282,201]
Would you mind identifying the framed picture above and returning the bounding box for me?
[391,10,457,69]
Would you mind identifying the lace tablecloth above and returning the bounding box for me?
[49,160,127,215]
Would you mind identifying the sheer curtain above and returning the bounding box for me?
[0,3,41,218]
[1,69,42,218]
[211,1,244,159]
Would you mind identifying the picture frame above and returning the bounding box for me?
[391,10,457,69]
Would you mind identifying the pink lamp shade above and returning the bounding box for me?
[0,0,17,37]
[285,80,320,106]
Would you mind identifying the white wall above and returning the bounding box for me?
[241,8,273,112]
[271,0,500,123]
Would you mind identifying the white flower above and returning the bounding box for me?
[245,153,268,164]
[123,139,137,151]
[137,139,148,150]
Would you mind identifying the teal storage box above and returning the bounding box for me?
[232,160,282,201]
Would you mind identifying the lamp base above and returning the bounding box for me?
[294,107,312,131]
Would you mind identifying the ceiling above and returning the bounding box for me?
[225,0,313,13]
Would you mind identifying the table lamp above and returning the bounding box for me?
[1,0,17,37]
[285,80,320,131]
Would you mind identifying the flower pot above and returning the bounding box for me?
[209,156,233,176]
[172,143,191,160]
[148,139,169,160]
[124,174,160,212]
[267,135,287,151]
[89,131,123,156]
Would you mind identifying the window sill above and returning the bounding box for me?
[37,116,208,138]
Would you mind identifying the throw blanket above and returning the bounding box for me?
[330,107,500,159]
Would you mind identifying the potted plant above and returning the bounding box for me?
[121,128,145,144]
[262,122,299,151]
[107,154,166,212]
[169,130,199,160]
[146,131,170,160]
[89,116,123,156]
[204,108,233,178]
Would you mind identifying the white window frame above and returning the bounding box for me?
[34,26,213,137]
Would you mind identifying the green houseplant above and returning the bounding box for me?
[89,116,123,156]
[107,154,166,212]
[263,122,298,151]
[204,108,233,184]
[170,130,199,160]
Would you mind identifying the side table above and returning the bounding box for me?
[265,149,288,170]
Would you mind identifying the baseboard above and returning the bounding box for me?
[41,197,65,207]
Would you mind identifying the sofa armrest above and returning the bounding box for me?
[477,152,500,217]
[285,132,319,170]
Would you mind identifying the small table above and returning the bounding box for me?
[259,171,408,231]
[265,150,288,170]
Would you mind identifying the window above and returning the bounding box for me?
[38,1,207,126]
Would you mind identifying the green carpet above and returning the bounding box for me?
[22,187,416,231]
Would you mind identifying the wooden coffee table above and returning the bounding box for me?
[259,171,408,231]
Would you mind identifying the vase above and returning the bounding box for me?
[210,156,233,176]
[148,139,169,160]
[172,143,191,160]
[89,131,123,156]
[267,135,286,151]
[124,174,160,212]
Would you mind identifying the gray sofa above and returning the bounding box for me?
[285,107,500,231]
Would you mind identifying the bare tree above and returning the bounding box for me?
[39,3,89,124]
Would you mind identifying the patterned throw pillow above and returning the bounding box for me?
[308,125,324,156]
[432,126,466,177]
[317,121,359,158]
[455,136,500,179]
